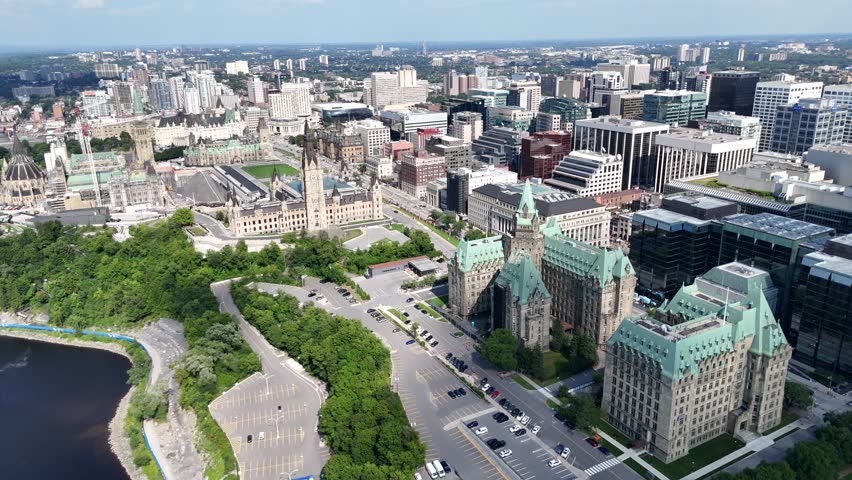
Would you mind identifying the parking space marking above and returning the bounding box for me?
[453,425,510,480]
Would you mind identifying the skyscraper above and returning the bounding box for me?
[707,71,759,116]
[752,80,823,151]
[700,47,711,64]
[149,78,173,111]
[737,46,746,62]
[822,84,852,144]
[770,98,847,154]
[364,67,429,109]
[677,44,690,62]
[507,80,542,113]
[168,76,185,111]
[183,83,202,114]
[248,76,266,105]
[642,90,707,127]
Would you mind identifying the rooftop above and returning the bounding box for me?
[723,213,834,242]
[633,208,710,228]
[473,183,604,217]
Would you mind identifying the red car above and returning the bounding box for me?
[490,390,500,398]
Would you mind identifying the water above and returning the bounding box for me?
[0,336,132,480]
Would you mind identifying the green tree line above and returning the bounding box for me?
[231,283,426,479]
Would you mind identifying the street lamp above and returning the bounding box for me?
[265,373,274,396]
[280,468,299,480]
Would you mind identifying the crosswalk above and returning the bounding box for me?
[584,458,621,476]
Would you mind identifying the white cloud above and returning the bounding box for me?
[75,0,104,8]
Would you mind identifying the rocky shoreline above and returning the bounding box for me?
[0,328,148,480]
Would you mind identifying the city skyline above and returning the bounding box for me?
[1,0,851,48]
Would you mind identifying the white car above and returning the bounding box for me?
[415,473,423,480]
[498,449,513,459]
[548,459,561,468]
[508,424,522,433]
[531,425,541,435]
[515,410,524,419]
[475,426,489,436]
[520,415,530,425]
[258,431,265,440]
[481,383,491,392]
[560,446,570,458]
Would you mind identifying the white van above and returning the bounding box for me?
[425,462,438,479]
[432,460,446,478]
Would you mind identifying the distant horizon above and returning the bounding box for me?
[1,0,850,52]
[3,31,852,55]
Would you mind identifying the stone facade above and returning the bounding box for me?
[317,128,366,166]
[228,122,382,236]
[154,110,245,148]
[1,137,46,207]
[184,119,271,166]
[603,263,791,464]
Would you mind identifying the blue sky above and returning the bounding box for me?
[2,0,851,48]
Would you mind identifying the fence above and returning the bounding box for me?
[0,323,166,480]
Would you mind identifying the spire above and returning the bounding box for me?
[517,179,537,218]
[270,165,279,182]
[12,135,25,157]
[257,116,268,132]
[301,120,316,169]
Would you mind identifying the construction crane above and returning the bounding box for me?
[72,100,111,208]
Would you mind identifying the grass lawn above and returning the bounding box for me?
[534,350,572,385]
[595,418,634,449]
[188,226,207,236]
[624,458,649,478]
[242,163,299,179]
[386,308,405,323]
[396,207,459,246]
[546,399,561,410]
[385,223,407,233]
[765,410,800,435]
[452,332,464,338]
[642,435,745,480]
[512,374,537,390]
[343,229,363,242]
[273,147,296,159]
[427,296,448,307]
[417,302,441,319]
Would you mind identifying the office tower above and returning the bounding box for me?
[298,59,307,71]
[111,81,135,116]
[444,70,468,96]
[471,126,528,169]
[95,63,121,78]
[354,119,391,157]
[685,72,712,95]
[653,129,756,191]
[193,72,217,109]
[770,98,847,155]
[753,80,823,151]
[596,59,651,89]
[737,46,746,62]
[539,97,589,131]
[285,59,293,72]
[399,153,446,200]
[364,67,429,109]
[518,130,572,180]
[541,74,562,97]
[467,88,509,107]
[546,150,623,197]
[604,263,791,464]
[677,44,690,62]
[822,85,852,143]
[183,83,202,114]
[609,91,650,119]
[642,90,707,127]
[700,47,711,64]
[450,111,483,143]
[446,166,517,214]
[650,55,671,72]
[268,82,312,119]
[248,76,266,105]
[702,111,761,141]
[225,60,249,75]
[535,112,561,132]
[424,135,471,170]
[586,71,626,103]
[318,55,329,66]
[707,71,759,116]
[573,116,670,190]
[168,76,185,111]
[486,106,535,132]
[149,78,173,111]
[507,80,542,113]
[193,60,209,72]
[82,90,115,118]
[421,41,427,55]
[656,67,683,91]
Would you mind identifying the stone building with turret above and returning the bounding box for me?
[227,121,383,236]
[0,137,46,207]
[183,118,272,166]
[448,179,637,350]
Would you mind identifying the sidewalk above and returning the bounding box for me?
[680,418,811,480]
[594,429,669,480]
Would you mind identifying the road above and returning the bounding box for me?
[383,205,457,258]
[210,281,327,480]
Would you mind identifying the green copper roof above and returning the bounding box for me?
[540,217,561,237]
[542,233,634,287]
[495,253,551,305]
[69,152,122,169]
[515,179,538,226]
[609,265,788,381]
[66,171,121,189]
[448,235,504,273]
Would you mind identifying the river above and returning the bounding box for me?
[0,336,132,480]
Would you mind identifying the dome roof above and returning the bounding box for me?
[4,137,45,182]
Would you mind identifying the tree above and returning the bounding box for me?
[430,210,442,221]
[785,441,841,480]
[783,381,813,409]
[169,208,194,227]
[479,328,519,371]
[550,317,566,352]
[0,146,9,160]
[561,393,597,430]
[464,229,486,241]
[451,220,465,237]
[567,332,598,369]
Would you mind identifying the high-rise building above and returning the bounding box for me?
[354,119,391,157]
[821,84,852,144]
[450,111,483,143]
[399,153,446,200]
[737,46,746,62]
[81,90,115,118]
[149,78,173,111]
[596,59,651,89]
[507,80,542,113]
[467,88,510,107]
[285,59,293,72]
[677,44,690,62]
[94,63,121,79]
[248,76,266,105]
[707,71,759,116]
[364,67,429,109]
[425,135,472,171]
[535,112,562,132]
[318,55,329,65]
[573,116,670,190]
[700,47,711,64]
[586,71,626,104]
[193,72,217,109]
[653,129,756,192]
[444,70,476,96]
[604,263,791,464]
[702,111,762,141]
[770,98,847,154]
[273,59,281,71]
[518,130,572,180]
[268,82,312,119]
[378,108,448,143]
[546,150,623,197]
[487,106,535,132]
[182,84,202,114]
[298,59,307,71]
[111,81,135,117]
[471,126,528,169]
[446,166,517,214]
[651,55,671,72]
[225,60,249,75]
[608,91,650,119]
[642,90,707,127]
[168,76,185,111]
[539,97,590,131]
[752,80,823,152]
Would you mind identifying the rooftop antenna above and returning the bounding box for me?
[722,286,730,323]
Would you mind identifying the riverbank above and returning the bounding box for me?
[0,328,149,480]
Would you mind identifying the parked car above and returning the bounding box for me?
[585,436,600,447]
[498,398,507,407]
[554,413,565,422]
[598,446,611,456]
[531,425,541,435]
[474,427,488,436]
[446,353,453,360]
[430,341,439,347]
[457,388,466,396]
[560,446,570,459]
[498,449,513,459]
[548,459,561,468]
[440,460,451,474]
[514,428,526,437]
[508,425,521,433]
[392,328,401,333]
[520,415,530,425]
[247,434,253,443]
[406,339,415,345]
[466,421,479,429]
[407,297,414,303]
[491,390,500,398]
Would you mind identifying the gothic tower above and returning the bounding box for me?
[301,121,328,232]
[504,179,544,270]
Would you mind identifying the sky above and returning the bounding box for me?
[2,0,851,49]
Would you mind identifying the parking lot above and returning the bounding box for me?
[210,372,318,480]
